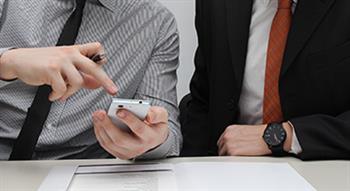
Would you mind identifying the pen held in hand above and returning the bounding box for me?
[90,53,106,64]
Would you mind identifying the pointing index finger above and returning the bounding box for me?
[73,56,117,95]
[78,57,117,95]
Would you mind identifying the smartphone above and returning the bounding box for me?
[107,98,151,131]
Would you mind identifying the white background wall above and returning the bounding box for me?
[159,0,197,101]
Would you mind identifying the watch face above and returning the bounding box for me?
[263,124,286,146]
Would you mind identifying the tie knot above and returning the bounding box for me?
[76,0,87,9]
[278,0,292,9]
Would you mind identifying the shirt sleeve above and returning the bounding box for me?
[0,48,18,88]
[134,9,182,160]
[0,0,5,18]
[136,129,177,160]
[287,121,303,155]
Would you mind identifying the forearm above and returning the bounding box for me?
[289,112,350,160]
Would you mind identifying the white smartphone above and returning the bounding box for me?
[107,98,151,131]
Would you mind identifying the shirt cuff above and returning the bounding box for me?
[287,121,303,155]
[135,129,175,160]
[0,48,17,88]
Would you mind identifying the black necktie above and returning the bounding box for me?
[9,0,87,160]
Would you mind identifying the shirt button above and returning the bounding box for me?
[46,123,56,130]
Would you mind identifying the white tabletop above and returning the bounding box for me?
[0,156,349,191]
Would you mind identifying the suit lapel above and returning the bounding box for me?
[281,0,336,76]
[225,0,253,92]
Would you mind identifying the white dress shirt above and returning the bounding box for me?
[238,0,302,154]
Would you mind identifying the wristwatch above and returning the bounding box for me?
[263,123,287,157]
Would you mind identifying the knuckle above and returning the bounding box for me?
[53,83,67,93]
[71,76,84,87]
[60,46,76,55]
[77,77,84,86]
[47,62,61,72]
[94,42,103,50]
[229,125,238,130]
[222,133,230,142]
[59,85,67,93]
[134,125,146,135]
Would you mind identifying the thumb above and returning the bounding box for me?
[146,106,168,124]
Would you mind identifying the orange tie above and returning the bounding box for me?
[263,0,292,124]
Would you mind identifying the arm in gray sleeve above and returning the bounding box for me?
[0,48,18,88]
[135,10,182,160]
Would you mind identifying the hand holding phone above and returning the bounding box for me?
[93,103,169,160]
[107,98,151,131]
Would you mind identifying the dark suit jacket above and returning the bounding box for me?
[180,0,350,160]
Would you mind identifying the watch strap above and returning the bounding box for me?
[270,144,288,157]
[265,123,288,157]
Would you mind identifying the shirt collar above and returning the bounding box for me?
[255,0,298,6]
[98,0,119,12]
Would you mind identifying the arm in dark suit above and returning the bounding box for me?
[180,0,210,156]
[291,112,350,160]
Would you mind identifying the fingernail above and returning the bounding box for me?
[93,115,99,122]
[109,85,118,94]
[148,111,155,122]
[97,112,105,121]
[117,110,126,118]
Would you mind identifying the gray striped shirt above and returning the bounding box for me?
[0,0,181,160]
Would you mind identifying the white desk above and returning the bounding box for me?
[0,157,349,191]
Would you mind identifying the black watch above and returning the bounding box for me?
[263,123,287,157]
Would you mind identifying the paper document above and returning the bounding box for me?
[38,162,316,191]
[70,163,177,191]
[38,163,177,191]
[176,162,316,191]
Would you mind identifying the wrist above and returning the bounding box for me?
[282,122,293,152]
[0,49,18,81]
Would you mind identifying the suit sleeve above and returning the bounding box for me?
[180,0,211,156]
[290,112,350,160]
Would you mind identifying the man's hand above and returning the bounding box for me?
[217,123,293,156]
[93,106,169,160]
[0,42,117,101]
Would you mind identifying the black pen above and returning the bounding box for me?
[90,53,106,64]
